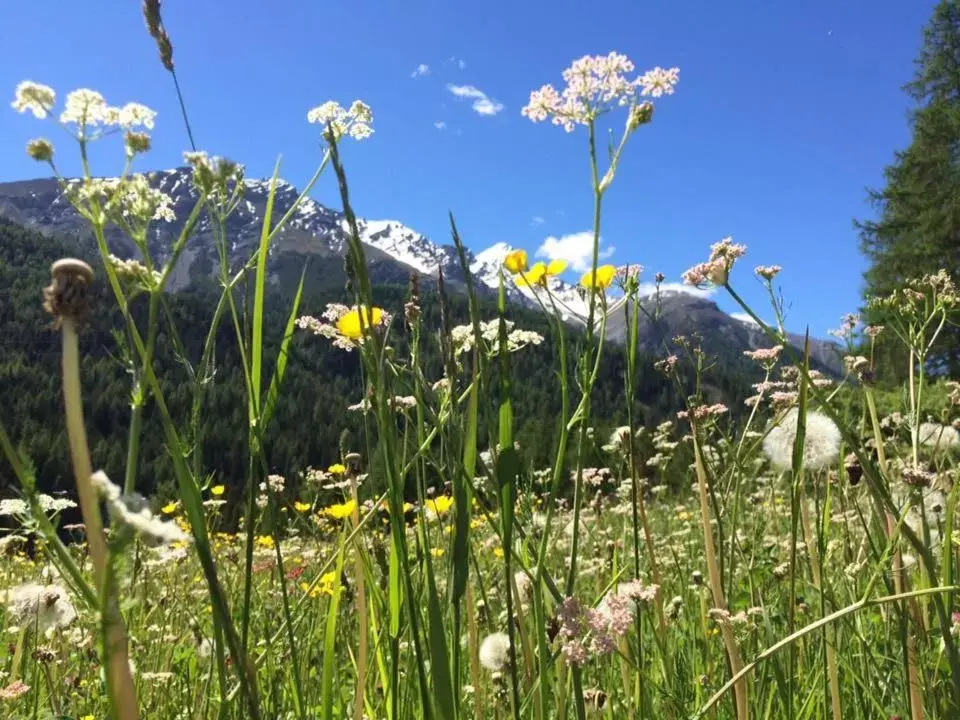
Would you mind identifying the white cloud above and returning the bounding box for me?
[530,216,545,227]
[447,84,504,116]
[450,56,467,70]
[411,63,431,78]
[434,121,447,130]
[536,231,614,272]
[638,282,716,299]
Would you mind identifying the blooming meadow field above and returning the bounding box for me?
[2,6,960,720]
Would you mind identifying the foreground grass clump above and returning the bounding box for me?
[2,21,960,720]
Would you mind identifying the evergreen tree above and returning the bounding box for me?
[857,0,960,377]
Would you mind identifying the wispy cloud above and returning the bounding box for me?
[433,121,447,130]
[411,63,431,78]
[450,56,467,70]
[447,84,503,116]
[536,231,614,272]
[530,216,545,227]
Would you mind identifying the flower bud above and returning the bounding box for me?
[26,138,54,163]
[626,101,654,132]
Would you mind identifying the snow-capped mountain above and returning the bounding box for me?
[0,169,841,372]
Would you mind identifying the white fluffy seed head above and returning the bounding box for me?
[762,408,841,471]
[479,632,512,671]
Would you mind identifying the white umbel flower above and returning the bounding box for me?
[763,408,841,471]
[11,81,55,118]
[479,632,512,671]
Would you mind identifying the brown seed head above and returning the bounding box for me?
[44,258,95,325]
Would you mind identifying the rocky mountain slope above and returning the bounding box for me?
[0,170,842,372]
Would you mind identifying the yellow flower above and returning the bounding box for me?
[493,547,505,559]
[336,306,384,339]
[503,249,528,274]
[323,499,357,520]
[81,716,95,720]
[318,571,339,596]
[517,258,569,288]
[328,463,346,475]
[211,485,226,496]
[579,264,616,290]
[516,262,547,288]
[431,547,446,558]
[255,535,275,549]
[294,501,312,513]
[547,259,568,275]
[161,502,177,515]
[425,496,454,517]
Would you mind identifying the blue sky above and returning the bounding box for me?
[1,0,937,335]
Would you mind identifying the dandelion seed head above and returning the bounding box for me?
[479,632,511,671]
[762,409,841,471]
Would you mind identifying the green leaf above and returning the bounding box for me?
[251,159,281,417]
[262,265,306,428]
[321,544,346,720]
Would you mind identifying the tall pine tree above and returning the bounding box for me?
[858,0,960,376]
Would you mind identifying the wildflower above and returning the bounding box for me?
[754,265,782,281]
[743,346,782,363]
[337,306,384,339]
[479,632,512,671]
[294,501,311,513]
[828,313,860,340]
[328,463,346,475]
[503,249,529,274]
[919,422,959,450]
[161,502,177,515]
[425,496,454,517]
[59,89,118,128]
[11,81,55,118]
[0,679,30,700]
[637,66,680,97]
[0,494,76,517]
[118,102,157,129]
[522,53,677,131]
[307,100,374,141]
[323,499,357,520]
[580,264,616,290]
[6,583,76,635]
[682,237,747,288]
[902,466,936,488]
[211,485,226,496]
[25,138,54,163]
[762,409,841,471]
[255,535,275,549]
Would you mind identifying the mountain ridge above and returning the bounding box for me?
[0,170,842,373]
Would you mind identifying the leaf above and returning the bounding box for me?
[262,266,306,428]
[251,159,281,417]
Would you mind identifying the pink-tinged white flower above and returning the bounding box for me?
[743,345,783,363]
[11,81,55,118]
[754,265,782,281]
[682,236,747,287]
[637,66,680,97]
[522,53,678,131]
[828,312,860,339]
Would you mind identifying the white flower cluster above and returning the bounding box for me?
[450,319,544,357]
[307,100,374,141]
[11,81,56,118]
[522,53,678,131]
[90,471,190,546]
[0,494,77,517]
[65,175,176,225]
